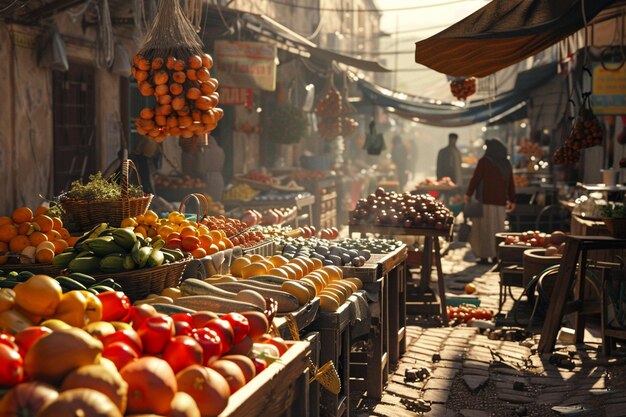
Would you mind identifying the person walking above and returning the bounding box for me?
[464,138,516,264]
[436,133,463,185]
[391,135,408,191]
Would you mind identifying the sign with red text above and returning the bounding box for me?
[214,41,277,91]
[219,87,253,108]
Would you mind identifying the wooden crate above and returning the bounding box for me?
[309,299,352,417]
[273,298,320,340]
[218,340,311,417]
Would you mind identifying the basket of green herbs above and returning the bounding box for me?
[59,160,153,231]
[601,202,626,238]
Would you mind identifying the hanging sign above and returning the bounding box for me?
[214,41,277,92]
[592,64,626,115]
[219,87,254,108]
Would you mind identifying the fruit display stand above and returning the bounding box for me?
[225,194,315,228]
[339,243,408,399]
[307,290,370,417]
[217,340,312,417]
[273,298,321,341]
[241,239,276,257]
[296,177,338,229]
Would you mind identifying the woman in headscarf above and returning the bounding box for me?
[464,138,516,264]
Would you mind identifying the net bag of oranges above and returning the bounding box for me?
[132,0,223,142]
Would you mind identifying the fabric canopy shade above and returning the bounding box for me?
[355,63,555,127]
[414,0,615,78]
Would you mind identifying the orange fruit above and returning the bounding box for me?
[58,227,71,240]
[51,217,63,231]
[17,222,33,236]
[208,230,222,242]
[230,257,251,277]
[198,235,214,251]
[181,235,200,251]
[146,227,158,238]
[66,236,79,247]
[0,217,12,227]
[158,225,174,239]
[205,243,219,255]
[240,262,268,279]
[179,226,197,238]
[35,248,55,264]
[248,254,265,263]
[0,242,7,265]
[222,238,234,249]
[29,231,48,247]
[143,210,159,225]
[33,215,54,233]
[44,230,61,241]
[135,226,147,238]
[9,235,30,252]
[34,205,49,216]
[464,283,477,294]
[12,207,33,224]
[197,225,210,235]
[36,241,56,253]
[52,239,68,254]
[216,240,226,251]
[191,247,207,259]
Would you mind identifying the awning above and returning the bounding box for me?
[414,0,615,78]
[355,62,556,127]
[241,12,390,72]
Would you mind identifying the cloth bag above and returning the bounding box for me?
[364,124,385,155]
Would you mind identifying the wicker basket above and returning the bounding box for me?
[91,255,192,302]
[603,218,626,238]
[179,193,209,224]
[60,160,153,231]
[0,261,62,276]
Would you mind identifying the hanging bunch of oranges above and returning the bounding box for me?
[132,52,224,142]
[0,206,76,265]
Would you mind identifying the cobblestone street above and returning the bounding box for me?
[351,243,626,417]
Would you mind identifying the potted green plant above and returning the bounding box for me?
[601,202,626,238]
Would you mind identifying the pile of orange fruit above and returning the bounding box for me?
[0,206,76,265]
[122,210,234,259]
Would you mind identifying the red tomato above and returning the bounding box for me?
[0,344,23,387]
[0,333,18,351]
[129,304,159,330]
[174,320,194,337]
[137,315,174,355]
[204,319,234,353]
[102,329,143,356]
[162,335,203,374]
[252,357,267,375]
[192,328,222,365]
[102,341,138,370]
[171,313,193,325]
[98,291,131,322]
[222,313,249,344]
[190,311,219,328]
[14,326,52,354]
[265,337,288,356]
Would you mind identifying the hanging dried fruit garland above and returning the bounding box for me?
[315,71,358,140]
[563,93,603,150]
[449,77,476,100]
[131,0,223,142]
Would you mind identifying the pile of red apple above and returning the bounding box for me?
[349,188,453,230]
[503,230,568,255]
[200,215,248,238]
[240,208,294,227]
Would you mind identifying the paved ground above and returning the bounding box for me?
[349,242,626,417]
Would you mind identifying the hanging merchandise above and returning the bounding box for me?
[96,0,115,69]
[315,70,343,140]
[449,77,477,100]
[552,144,580,165]
[37,28,69,72]
[264,105,309,145]
[131,0,223,142]
[340,72,359,137]
[564,92,604,150]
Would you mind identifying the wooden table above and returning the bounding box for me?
[349,224,452,325]
[341,242,408,399]
[538,235,626,355]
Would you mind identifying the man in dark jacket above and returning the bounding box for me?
[436,133,463,185]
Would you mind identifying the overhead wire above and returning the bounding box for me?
[265,0,475,13]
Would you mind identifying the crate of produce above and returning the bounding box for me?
[217,340,311,417]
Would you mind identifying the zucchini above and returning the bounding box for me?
[0,280,19,289]
[180,279,237,298]
[67,272,97,286]
[133,296,174,306]
[55,276,87,291]
[93,278,120,290]
[247,275,290,286]
[173,295,263,313]
[17,271,34,281]
[89,285,116,293]
[214,281,299,313]
[152,303,196,315]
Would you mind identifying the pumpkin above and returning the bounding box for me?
[36,388,122,417]
[120,357,176,415]
[0,381,58,417]
[25,328,102,385]
[176,365,230,417]
[208,360,245,393]
[168,392,200,417]
[61,364,128,414]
